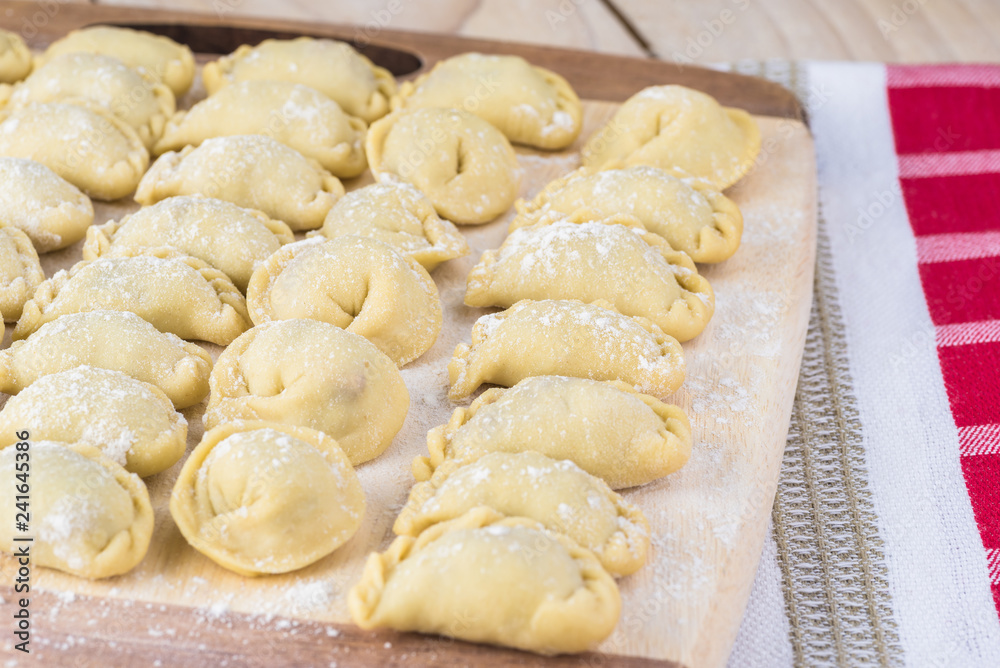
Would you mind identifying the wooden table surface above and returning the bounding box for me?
[69,0,1000,63]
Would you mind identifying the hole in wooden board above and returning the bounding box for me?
[100,21,424,77]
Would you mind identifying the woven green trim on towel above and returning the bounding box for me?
[727,59,904,667]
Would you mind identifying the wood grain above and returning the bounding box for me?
[94,0,648,57]
[613,0,1000,63]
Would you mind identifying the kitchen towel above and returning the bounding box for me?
[728,61,1000,668]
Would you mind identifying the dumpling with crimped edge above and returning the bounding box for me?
[83,196,295,292]
[170,421,365,576]
[350,507,621,655]
[310,182,469,271]
[0,310,211,409]
[0,53,176,150]
[0,157,94,252]
[395,450,650,576]
[513,164,743,263]
[202,37,395,123]
[205,319,409,466]
[417,375,691,489]
[0,29,31,84]
[0,442,153,579]
[154,81,367,178]
[448,299,685,401]
[581,85,761,190]
[14,250,251,345]
[0,367,186,478]
[136,135,344,231]
[36,26,195,97]
[247,237,441,366]
[393,53,582,150]
[366,107,521,225]
[0,225,44,323]
[466,212,714,342]
[0,102,149,201]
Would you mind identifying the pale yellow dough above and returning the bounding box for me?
[448,299,685,401]
[0,367,186,478]
[14,250,250,345]
[396,451,650,576]
[0,157,94,252]
[311,182,469,271]
[0,102,149,201]
[0,310,211,408]
[394,53,582,150]
[417,375,691,489]
[0,53,175,150]
[466,212,714,342]
[84,196,295,292]
[202,37,396,123]
[581,85,762,190]
[170,422,365,576]
[37,26,196,97]
[350,508,621,655]
[155,81,367,178]
[0,225,44,322]
[513,165,743,263]
[366,107,521,225]
[205,319,409,466]
[247,237,442,366]
[0,29,32,84]
[136,135,344,231]
[0,442,153,579]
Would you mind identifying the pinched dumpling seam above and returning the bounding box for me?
[349,507,620,655]
[393,55,583,150]
[12,248,251,344]
[394,452,651,576]
[467,212,715,342]
[416,378,692,487]
[513,165,744,263]
[0,225,44,322]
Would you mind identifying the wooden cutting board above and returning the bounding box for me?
[0,3,815,667]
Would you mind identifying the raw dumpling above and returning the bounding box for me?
[0,102,149,200]
[170,421,365,576]
[0,367,186,478]
[83,196,295,292]
[582,85,761,190]
[513,165,743,263]
[417,375,691,489]
[0,225,44,322]
[14,251,250,345]
[0,53,175,149]
[0,29,31,84]
[350,507,621,655]
[0,442,153,579]
[448,299,685,401]
[136,135,344,231]
[247,237,441,366]
[0,310,212,408]
[0,157,94,252]
[311,182,468,271]
[154,81,367,178]
[394,53,582,150]
[37,26,196,96]
[366,107,521,225]
[205,319,409,466]
[396,451,650,576]
[466,213,714,342]
[202,37,395,123]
